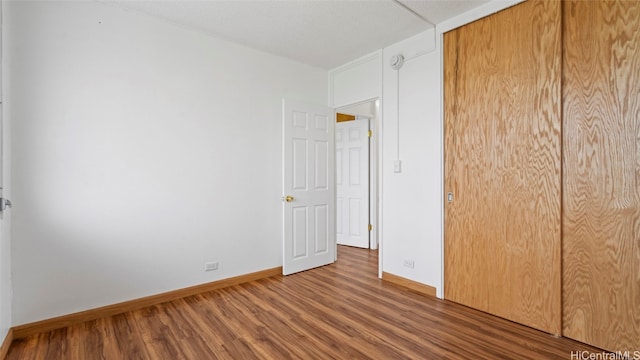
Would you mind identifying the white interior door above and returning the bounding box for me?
[282,99,335,275]
[336,118,370,248]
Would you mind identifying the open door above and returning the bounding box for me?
[336,118,370,248]
[282,99,335,275]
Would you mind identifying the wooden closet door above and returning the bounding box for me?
[562,0,640,351]
[444,1,562,334]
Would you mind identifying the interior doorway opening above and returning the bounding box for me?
[280,98,380,277]
[335,99,379,257]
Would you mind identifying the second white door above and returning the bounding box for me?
[336,118,370,248]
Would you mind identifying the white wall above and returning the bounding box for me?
[329,29,442,295]
[0,2,13,341]
[381,29,443,296]
[329,51,382,108]
[6,1,327,325]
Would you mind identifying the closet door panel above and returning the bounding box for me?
[444,0,562,334]
[562,0,640,351]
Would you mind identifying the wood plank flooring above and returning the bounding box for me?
[7,246,601,359]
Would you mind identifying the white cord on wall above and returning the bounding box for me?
[390,0,437,173]
[390,55,404,172]
[396,65,401,168]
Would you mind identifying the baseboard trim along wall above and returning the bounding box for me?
[0,329,14,360]
[12,267,283,340]
[382,272,437,297]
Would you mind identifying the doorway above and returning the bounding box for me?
[335,99,379,252]
[281,98,379,276]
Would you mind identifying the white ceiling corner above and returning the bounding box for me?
[397,0,492,25]
[106,0,490,69]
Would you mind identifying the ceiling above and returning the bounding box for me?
[107,0,491,69]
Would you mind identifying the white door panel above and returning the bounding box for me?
[283,99,335,275]
[336,118,370,248]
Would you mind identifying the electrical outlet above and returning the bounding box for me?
[403,259,414,269]
[204,261,218,271]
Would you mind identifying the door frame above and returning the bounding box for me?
[335,98,380,276]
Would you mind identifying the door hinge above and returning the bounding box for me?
[368,130,372,138]
[368,224,373,232]
[0,198,11,211]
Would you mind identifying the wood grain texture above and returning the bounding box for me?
[444,0,562,334]
[336,113,356,122]
[562,0,640,351]
[0,329,13,360]
[12,267,282,339]
[6,246,600,360]
[381,271,437,297]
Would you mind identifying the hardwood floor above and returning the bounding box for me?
[7,246,601,359]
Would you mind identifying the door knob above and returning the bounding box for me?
[283,195,294,202]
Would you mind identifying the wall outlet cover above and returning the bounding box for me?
[393,160,402,173]
[204,261,219,271]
